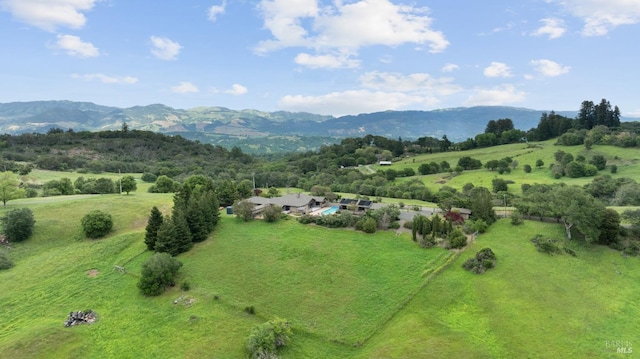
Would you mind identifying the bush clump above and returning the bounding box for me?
[244,306,256,315]
[462,248,497,274]
[510,209,524,225]
[531,235,562,255]
[246,317,292,359]
[0,251,14,270]
[81,210,113,238]
[447,228,467,249]
[2,208,35,242]
[137,252,183,296]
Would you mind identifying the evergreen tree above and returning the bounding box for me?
[144,206,164,250]
[578,100,596,130]
[186,191,209,243]
[469,187,497,225]
[155,218,179,256]
[202,189,220,231]
[172,207,193,254]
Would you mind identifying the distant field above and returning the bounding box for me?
[381,141,640,194]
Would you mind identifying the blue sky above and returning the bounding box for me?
[1,0,639,117]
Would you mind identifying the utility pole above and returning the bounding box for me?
[119,169,122,196]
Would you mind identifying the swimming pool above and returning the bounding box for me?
[321,206,339,215]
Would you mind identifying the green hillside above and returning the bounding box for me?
[0,189,638,358]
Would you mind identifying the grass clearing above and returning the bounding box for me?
[0,194,453,358]
[360,219,640,358]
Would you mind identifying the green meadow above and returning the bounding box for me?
[0,192,455,358]
[386,140,640,194]
[2,140,640,358]
[2,193,639,358]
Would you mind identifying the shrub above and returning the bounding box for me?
[447,229,467,249]
[523,164,532,173]
[623,243,639,257]
[531,235,562,255]
[462,248,496,274]
[246,317,292,359]
[141,172,158,183]
[244,306,256,315]
[357,217,377,233]
[262,204,282,223]
[180,281,191,291]
[233,200,255,222]
[81,210,113,238]
[0,251,14,270]
[297,214,316,224]
[510,210,524,225]
[471,219,489,234]
[137,252,182,296]
[1,208,35,242]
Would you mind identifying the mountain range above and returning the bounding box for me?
[0,100,593,152]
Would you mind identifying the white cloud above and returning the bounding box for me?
[254,0,318,53]
[54,34,99,57]
[483,62,512,78]
[279,90,429,116]
[278,70,463,116]
[441,63,459,72]
[359,71,462,96]
[208,1,226,22]
[553,0,640,36]
[464,84,525,106]
[255,0,448,68]
[0,0,97,31]
[531,18,566,39]
[150,36,182,61]
[172,82,199,94]
[72,73,138,84]
[225,84,248,95]
[294,52,360,69]
[530,59,570,77]
[625,109,640,118]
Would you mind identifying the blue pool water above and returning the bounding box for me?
[322,206,339,215]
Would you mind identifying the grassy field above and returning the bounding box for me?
[0,192,455,358]
[359,219,640,358]
[2,193,638,358]
[2,141,640,358]
[383,141,640,194]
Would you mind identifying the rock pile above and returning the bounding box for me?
[64,310,97,327]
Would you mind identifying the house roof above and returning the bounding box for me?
[246,193,325,208]
[452,207,472,214]
[247,196,271,205]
